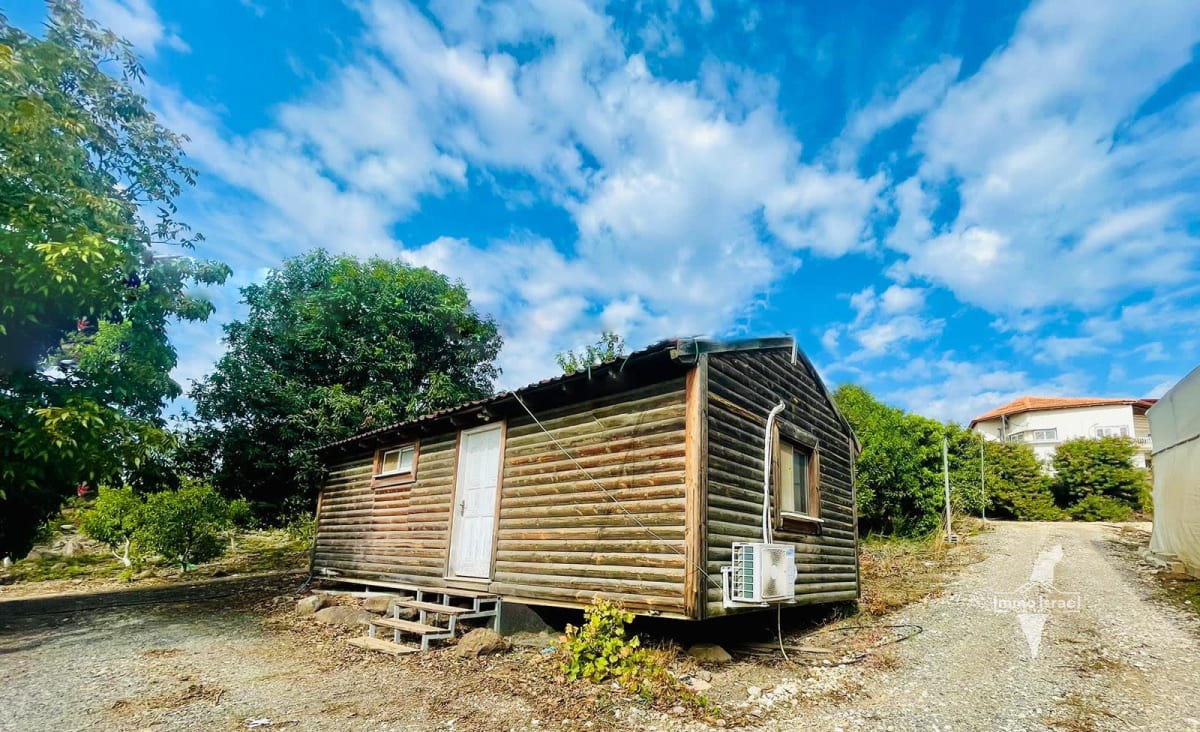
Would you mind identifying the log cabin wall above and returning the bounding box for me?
[704,348,860,617]
[313,432,459,586]
[313,377,693,616]
[492,378,690,616]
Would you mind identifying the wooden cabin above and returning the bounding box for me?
[313,337,859,620]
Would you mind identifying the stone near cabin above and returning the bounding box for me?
[362,595,398,613]
[686,643,733,664]
[313,605,376,627]
[295,595,326,616]
[453,628,509,658]
[386,600,418,620]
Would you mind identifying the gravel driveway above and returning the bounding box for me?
[781,521,1200,731]
[2,523,1197,732]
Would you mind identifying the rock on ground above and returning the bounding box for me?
[362,595,398,613]
[312,606,375,627]
[295,595,325,616]
[686,643,732,664]
[454,628,509,658]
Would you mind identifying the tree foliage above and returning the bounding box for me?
[556,332,626,375]
[186,250,502,513]
[0,1,229,556]
[1051,436,1149,512]
[978,440,1062,520]
[80,484,142,567]
[136,482,231,570]
[833,385,944,536]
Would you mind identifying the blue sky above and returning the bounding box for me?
[12,0,1200,422]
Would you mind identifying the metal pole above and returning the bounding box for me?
[943,437,953,541]
[980,437,987,521]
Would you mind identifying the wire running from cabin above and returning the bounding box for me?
[512,392,725,594]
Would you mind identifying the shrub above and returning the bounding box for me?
[560,600,700,706]
[227,498,258,530]
[1068,495,1134,522]
[137,483,231,570]
[1051,437,1149,512]
[979,442,1064,520]
[80,486,144,567]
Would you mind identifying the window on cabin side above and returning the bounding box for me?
[377,444,416,477]
[778,440,818,519]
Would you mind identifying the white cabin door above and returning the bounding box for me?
[448,423,503,579]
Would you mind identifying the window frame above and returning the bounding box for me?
[772,423,822,531]
[373,442,419,485]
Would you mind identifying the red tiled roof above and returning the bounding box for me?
[969,396,1157,427]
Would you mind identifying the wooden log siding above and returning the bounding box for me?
[313,434,458,586]
[491,378,691,616]
[313,378,692,616]
[704,349,860,616]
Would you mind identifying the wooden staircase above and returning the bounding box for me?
[347,587,501,655]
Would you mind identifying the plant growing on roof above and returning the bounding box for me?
[555,332,626,375]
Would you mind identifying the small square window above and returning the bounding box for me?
[377,444,416,477]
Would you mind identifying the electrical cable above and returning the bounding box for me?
[512,392,725,594]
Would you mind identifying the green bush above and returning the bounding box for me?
[80,486,144,567]
[137,482,231,570]
[560,600,700,707]
[978,442,1064,520]
[1068,494,1134,522]
[1051,437,1148,516]
[227,498,258,530]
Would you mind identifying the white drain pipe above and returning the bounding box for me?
[761,401,786,543]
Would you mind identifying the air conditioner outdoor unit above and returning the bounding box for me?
[727,542,796,604]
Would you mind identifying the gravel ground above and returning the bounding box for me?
[763,521,1200,732]
[2,523,1197,732]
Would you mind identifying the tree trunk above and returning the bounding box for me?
[112,538,131,568]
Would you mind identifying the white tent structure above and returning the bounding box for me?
[1148,364,1200,577]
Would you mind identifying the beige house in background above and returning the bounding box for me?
[970,396,1157,469]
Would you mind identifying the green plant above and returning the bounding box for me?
[559,599,703,708]
[80,486,144,567]
[1052,437,1149,512]
[556,332,626,375]
[1068,494,1134,522]
[227,498,258,530]
[185,249,501,517]
[136,483,231,570]
[0,1,229,558]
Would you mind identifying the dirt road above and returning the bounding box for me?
[1,523,1198,731]
[788,522,1200,731]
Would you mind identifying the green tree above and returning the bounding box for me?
[186,250,501,513]
[556,332,625,375]
[833,384,944,536]
[1051,437,1149,514]
[136,482,230,570]
[0,2,230,556]
[80,485,143,567]
[979,440,1062,520]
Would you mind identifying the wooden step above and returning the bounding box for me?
[437,587,498,599]
[369,617,444,634]
[397,600,471,615]
[346,636,420,655]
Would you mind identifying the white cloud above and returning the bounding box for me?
[150,0,883,388]
[886,0,1200,313]
[88,0,188,57]
[836,56,961,165]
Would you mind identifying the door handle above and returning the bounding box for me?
[458,500,465,516]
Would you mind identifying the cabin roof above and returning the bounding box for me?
[320,336,803,454]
